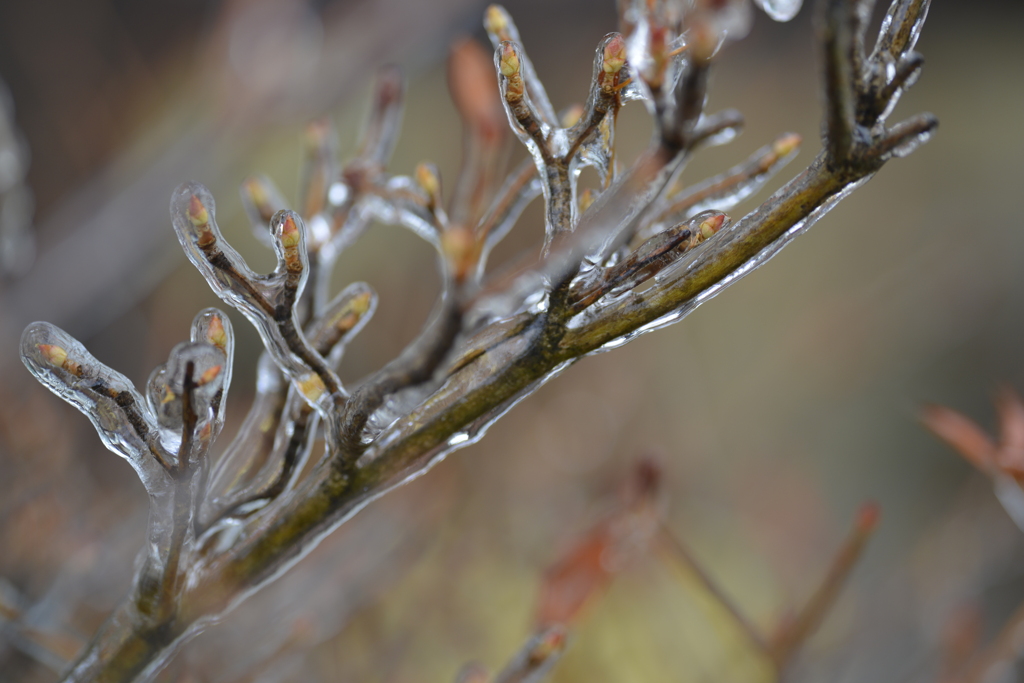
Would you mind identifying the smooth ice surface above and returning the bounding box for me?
[20,321,170,491]
[145,341,226,452]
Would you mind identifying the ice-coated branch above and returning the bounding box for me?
[560,0,935,354]
[205,283,376,527]
[493,27,635,248]
[646,132,802,238]
[21,323,175,482]
[484,5,558,128]
[21,311,231,631]
[569,210,728,312]
[21,0,938,680]
[821,0,935,169]
[822,0,859,162]
[171,184,344,422]
[199,352,286,528]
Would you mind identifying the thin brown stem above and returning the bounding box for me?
[822,0,859,163]
[956,600,1024,683]
[767,504,879,670]
[650,133,801,234]
[655,523,770,656]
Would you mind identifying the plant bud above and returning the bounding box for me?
[297,373,327,403]
[499,43,520,78]
[278,214,301,249]
[484,5,510,41]
[205,315,228,351]
[415,162,442,207]
[197,365,223,387]
[772,133,802,158]
[602,34,627,75]
[697,212,726,240]
[37,344,68,368]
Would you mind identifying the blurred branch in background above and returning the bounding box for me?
[0,77,34,280]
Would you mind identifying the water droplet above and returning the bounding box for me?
[752,0,803,22]
[327,181,349,206]
[448,433,470,446]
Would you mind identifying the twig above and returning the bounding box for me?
[767,503,880,671]
[655,522,771,656]
[956,600,1024,683]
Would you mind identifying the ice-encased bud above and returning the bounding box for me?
[146,341,226,436]
[191,308,234,432]
[172,182,268,307]
[483,5,557,126]
[270,210,309,279]
[414,162,443,210]
[308,282,377,365]
[172,181,340,413]
[21,322,166,485]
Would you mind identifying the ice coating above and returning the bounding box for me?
[875,0,930,59]
[478,162,542,272]
[642,132,802,238]
[699,0,754,41]
[17,317,236,628]
[494,42,554,164]
[484,4,558,127]
[190,308,235,436]
[307,282,377,367]
[358,319,550,467]
[145,341,226,454]
[170,181,343,420]
[887,123,933,159]
[692,111,744,147]
[15,0,940,676]
[567,33,636,188]
[20,321,170,488]
[201,352,287,525]
[200,283,375,528]
[577,176,872,351]
[363,175,442,247]
[995,475,1024,533]
[492,28,640,251]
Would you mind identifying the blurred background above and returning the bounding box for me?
[1,0,1023,681]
